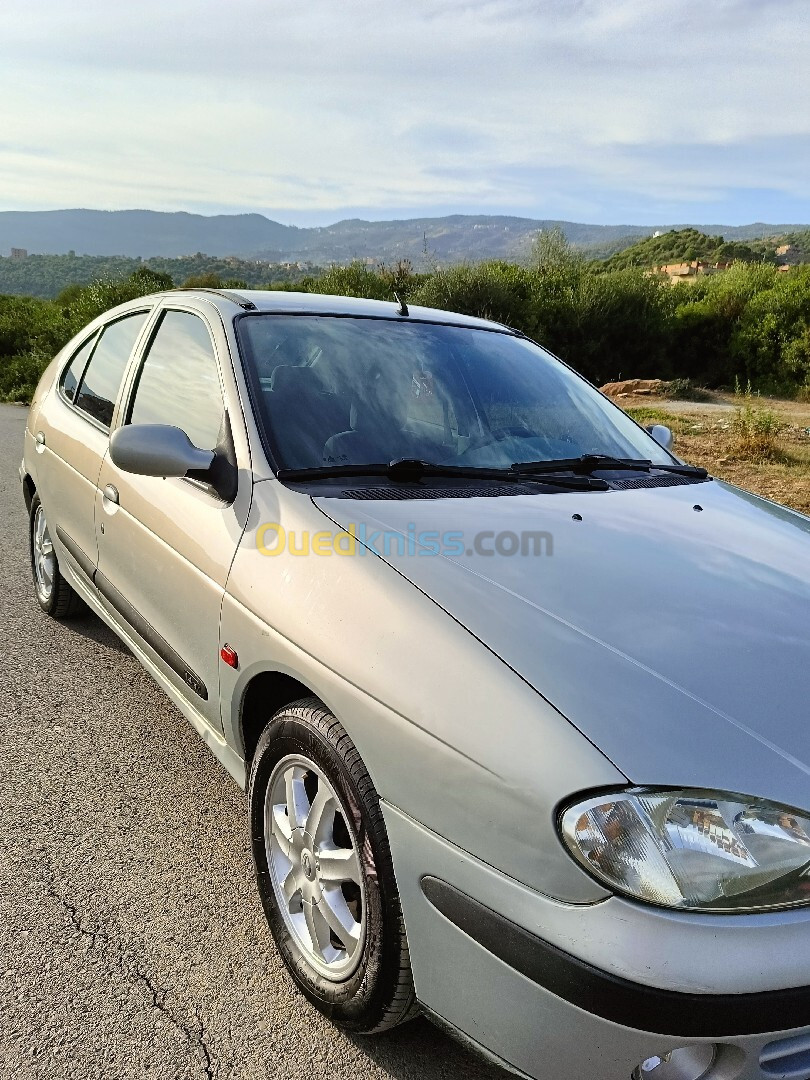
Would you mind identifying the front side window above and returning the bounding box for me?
[74,312,149,427]
[236,315,676,471]
[128,310,223,451]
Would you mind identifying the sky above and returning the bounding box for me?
[1,0,809,227]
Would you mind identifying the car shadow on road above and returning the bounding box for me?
[348,1016,508,1079]
[56,607,133,656]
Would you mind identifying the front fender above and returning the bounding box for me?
[220,481,625,903]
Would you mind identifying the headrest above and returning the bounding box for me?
[349,369,409,432]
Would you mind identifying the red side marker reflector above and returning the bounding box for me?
[220,644,239,669]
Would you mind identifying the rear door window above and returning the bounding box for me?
[74,312,149,428]
[60,333,98,403]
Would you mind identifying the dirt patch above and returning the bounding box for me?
[656,399,735,414]
[622,395,810,517]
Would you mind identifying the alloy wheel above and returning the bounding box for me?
[32,505,56,603]
[265,754,366,981]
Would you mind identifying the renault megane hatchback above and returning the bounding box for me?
[21,288,810,1080]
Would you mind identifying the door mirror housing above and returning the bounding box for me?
[110,424,215,480]
[647,424,674,451]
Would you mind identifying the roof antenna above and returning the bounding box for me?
[394,291,409,317]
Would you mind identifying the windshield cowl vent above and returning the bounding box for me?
[337,473,712,499]
[340,484,544,500]
[608,474,711,490]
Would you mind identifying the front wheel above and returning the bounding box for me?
[249,698,417,1033]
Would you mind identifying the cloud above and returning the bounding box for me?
[0,0,808,222]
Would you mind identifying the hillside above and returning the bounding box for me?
[760,228,810,258]
[1,209,807,265]
[599,228,768,270]
[0,210,299,260]
[248,216,655,264]
[0,253,318,300]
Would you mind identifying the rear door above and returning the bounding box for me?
[36,310,152,586]
[94,304,251,731]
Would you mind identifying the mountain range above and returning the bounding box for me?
[1,209,806,264]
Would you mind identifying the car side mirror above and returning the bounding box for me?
[110,424,215,480]
[647,424,674,451]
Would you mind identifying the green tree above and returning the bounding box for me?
[182,272,225,289]
[531,226,579,273]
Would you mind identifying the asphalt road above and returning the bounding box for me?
[0,404,504,1080]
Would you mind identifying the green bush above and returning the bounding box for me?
[537,266,675,384]
[299,262,396,301]
[729,402,784,460]
[411,262,542,336]
[669,263,779,387]
[5,255,810,405]
[729,267,810,393]
[0,268,175,402]
[665,378,712,401]
[181,272,249,290]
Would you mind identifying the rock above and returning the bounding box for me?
[600,378,666,398]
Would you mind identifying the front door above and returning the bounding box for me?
[94,306,251,732]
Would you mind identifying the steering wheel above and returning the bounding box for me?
[463,423,534,453]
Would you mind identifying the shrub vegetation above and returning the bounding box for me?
[600,228,767,271]
[3,245,810,404]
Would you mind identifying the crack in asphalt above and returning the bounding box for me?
[45,881,216,1079]
[194,1005,215,1080]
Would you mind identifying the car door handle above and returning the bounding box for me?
[102,484,119,505]
[35,431,46,446]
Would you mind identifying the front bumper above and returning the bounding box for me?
[383,803,810,1080]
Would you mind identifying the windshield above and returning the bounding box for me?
[236,315,676,472]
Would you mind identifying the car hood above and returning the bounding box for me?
[315,480,810,807]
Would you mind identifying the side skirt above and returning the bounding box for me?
[54,530,247,788]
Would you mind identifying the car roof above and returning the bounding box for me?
[156,288,513,332]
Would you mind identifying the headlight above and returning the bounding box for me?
[560,788,810,913]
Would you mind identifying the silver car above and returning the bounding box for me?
[21,288,810,1080]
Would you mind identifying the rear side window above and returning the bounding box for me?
[128,310,223,451]
[74,312,149,428]
[60,333,98,403]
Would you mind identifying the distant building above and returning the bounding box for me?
[648,259,735,283]
[10,247,27,258]
[775,243,801,266]
[655,261,702,281]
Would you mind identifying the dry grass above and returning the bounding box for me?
[727,402,784,462]
[624,393,810,517]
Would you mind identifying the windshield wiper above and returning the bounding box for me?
[511,454,708,478]
[277,458,609,490]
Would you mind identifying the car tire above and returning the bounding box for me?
[29,494,85,619]
[249,697,418,1033]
